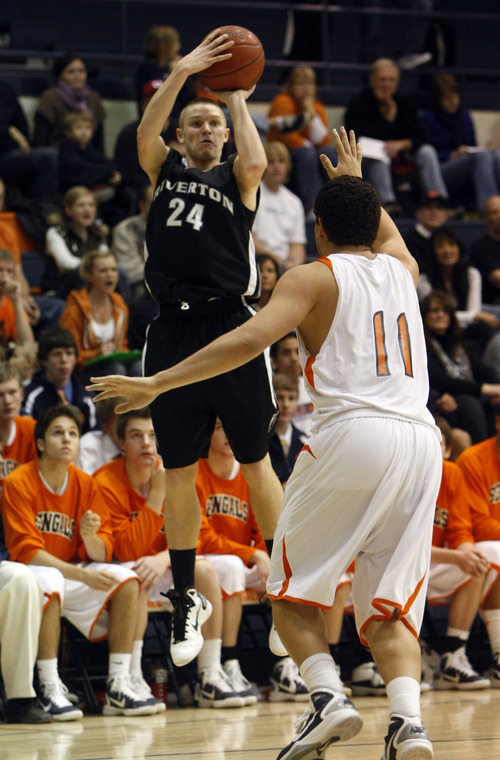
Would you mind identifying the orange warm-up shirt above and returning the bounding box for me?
[0,297,18,347]
[0,460,114,564]
[195,458,266,566]
[267,93,331,150]
[0,416,37,486]
[456,437,500,542]
[93,457,166,561]
[432,459,475,549]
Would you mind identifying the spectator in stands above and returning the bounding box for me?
[8,342,38,387]
[267,66,337,214]
[0,541,48,723]
[0,248,35,349]
[421,290,500,443]
[134,26,196,120]
[59,249,141,381]
[95,408,246,709]
[421,73,500,214]
[344,58,448,217]
[0,80,58,201]
[76,397,123,474]
[0,404,154,720]
[427,416,500,690]
[196,417,309,703]
[112,184,153,300]
[270,332,313,437]
[58,112,121,198]
[34,54,106,153]
[403,191,449,276]
[252,141,306,270]
[268,373,307,487]
[43,186,108,299]
[470,195,500,316]
[21,327,98,434]
[254,253,281,311]
[418,226,499,332]
[0,364,37,488]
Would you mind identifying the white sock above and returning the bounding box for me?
[36,657,59,684]
[481,609,500,656]
[130,640,144,679]
[108,653,132,679]
[197,638,222,678]
[299,653,344,694]
[386,676,421,718]
[446,626,469,641]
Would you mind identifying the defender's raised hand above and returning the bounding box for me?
[320,126,362,180]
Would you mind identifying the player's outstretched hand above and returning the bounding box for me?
[181,28,233,76]
[87,375,159,413]
[204,84,256,103]
[320,126,362,180]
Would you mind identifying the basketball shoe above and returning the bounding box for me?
[223,659,259,705]
[434,646,490,690]
[381,713,433,760]
[269,656,309,702]
[269,623,288,657]
[351,661,386,696]
[277,688,363,760]
[164,587,212,667]
[103,673,157,716]
[38,677,84,721]
[194,667,245,708]
[129,674,167,712]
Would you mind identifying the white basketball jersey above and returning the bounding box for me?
[298,253,436,434]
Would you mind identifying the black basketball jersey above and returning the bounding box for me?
[145,149,261,305]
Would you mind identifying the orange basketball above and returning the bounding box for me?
[199,26,265,91]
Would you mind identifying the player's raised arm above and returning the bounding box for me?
[137,29,233,184]
[214,87,267,206]
[320,127,418,285]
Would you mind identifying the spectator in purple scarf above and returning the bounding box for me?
[33,54,106,153]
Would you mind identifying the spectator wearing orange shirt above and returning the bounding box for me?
[267,67,337,214]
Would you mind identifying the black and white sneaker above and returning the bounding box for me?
[102,674,157,716]
[130,674,167,713]
[194,667,245,709]
[434,647,490,690]
[223,659,259,705]
[381,713,433,760]
[269,656,309,702]
[485,651,500,688]
[351,661,386,696]
[38,678,84,721]
[164,588,212,667]
[277,688,363,760]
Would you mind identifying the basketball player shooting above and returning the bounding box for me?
[100,28,285,672]
[90,127,442,760]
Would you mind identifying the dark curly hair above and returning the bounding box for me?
[313,176,381,248]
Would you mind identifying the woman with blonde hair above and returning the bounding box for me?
[60,249,141,380]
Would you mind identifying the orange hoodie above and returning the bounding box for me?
[60,286,129,370]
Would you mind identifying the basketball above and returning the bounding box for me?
[199,26,265,91]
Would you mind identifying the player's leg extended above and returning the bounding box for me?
[366,619,433,759]
[272,599,362,760]
[163,464,212,666]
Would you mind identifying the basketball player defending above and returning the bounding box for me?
[132,29,283,667]
[91,127,441,759]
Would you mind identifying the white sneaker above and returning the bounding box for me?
[269,656,309,702]
[130,674,167,713]
[351,661,386,696]
[222,659,258,705]
[165,588,212,667]
[434,647,491,690]
[381,713,433,759]
[269,623,288,657]
[103,673,157,716]
[38,678,84,721]
[194,667,245,708]
[277,688,363,760]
